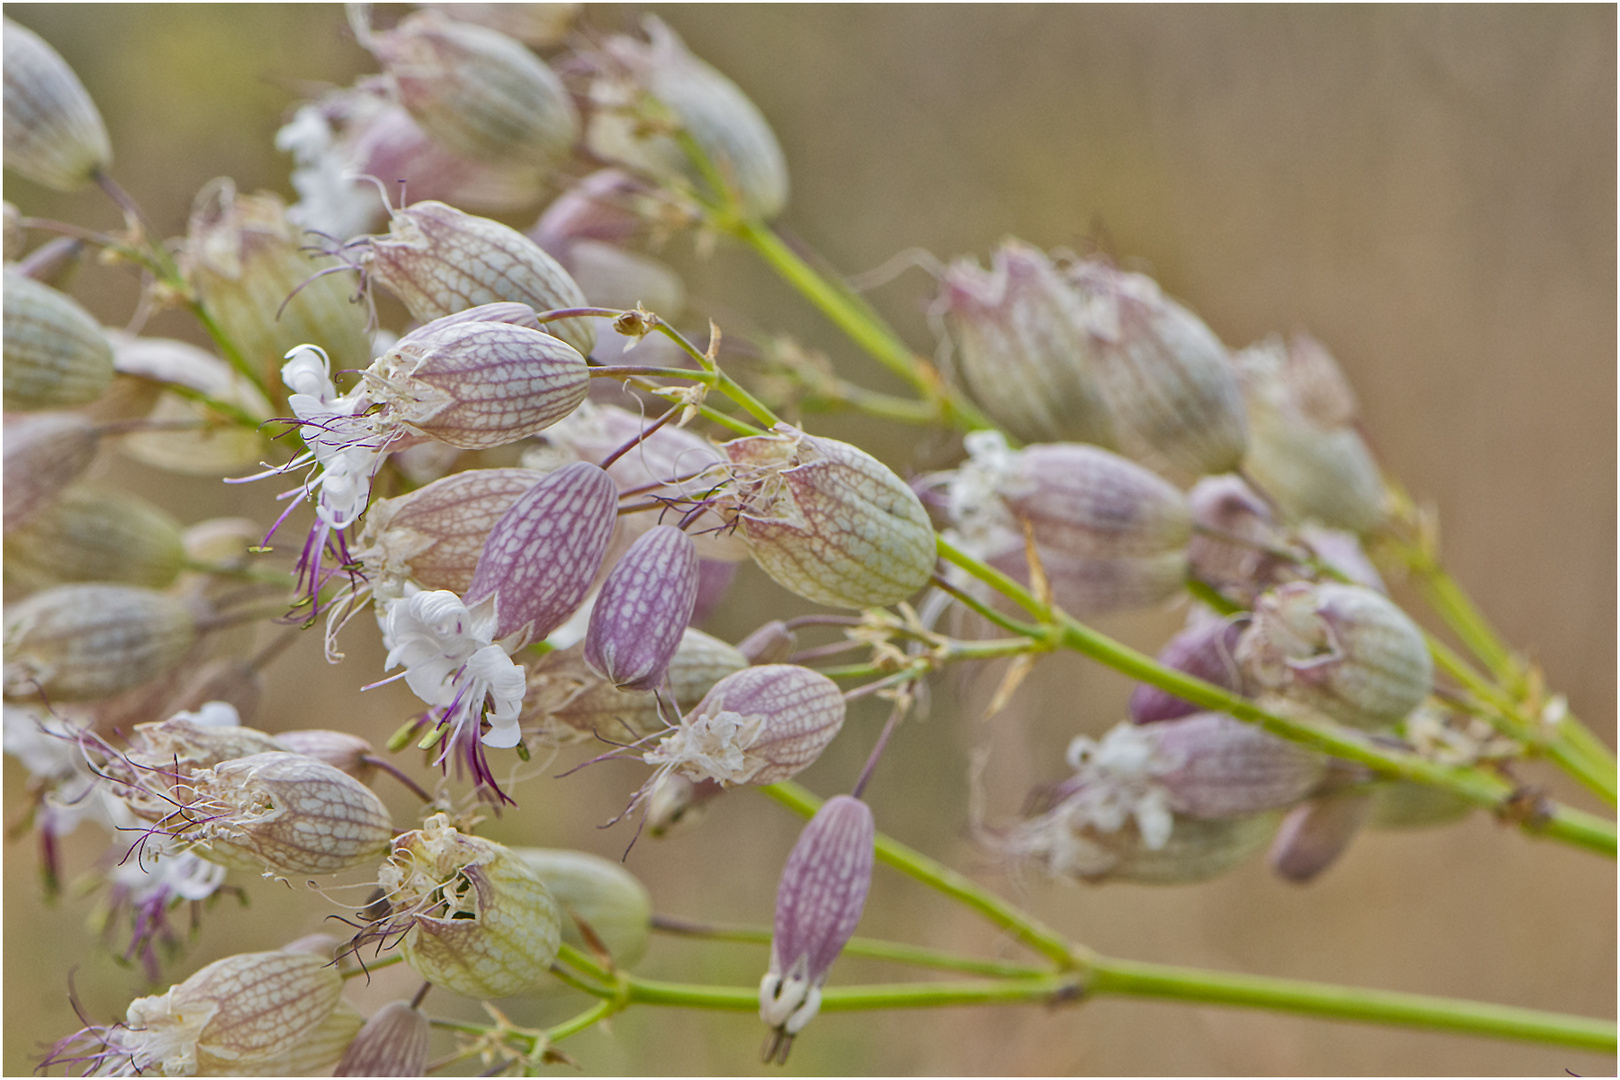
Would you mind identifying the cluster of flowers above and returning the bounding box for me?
[2,6,1492,1074]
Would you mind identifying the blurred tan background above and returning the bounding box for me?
[4,5,1614,1076]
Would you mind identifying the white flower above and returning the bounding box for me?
[643,709,767,785]
[1061,723,1178,850]
[383,589,526,750]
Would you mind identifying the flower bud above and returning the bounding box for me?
[47,948,360,1076]
[2,268,115,410]
[374,813,562,999]
[363,312,589,449]
[1129,613,1247,724]
[176,751,394,875]
[2,413,100,532]
[1235,333,1385,533]
[465,461,618,644]
[364,200,596,357]
[721,425,935,609]
[363,9,579,170]
[513,848,653,965]
[1269,788,1374,883]
[347,98,546,214]
[1237,581,1431,730]
[109,331,276,475]
[524,627,749,744]
[335,1001,431,1077]
[531,168,668,252]
[1067,257,1248,478]
[419,3,580,48]
[1147,713,1325,819]
[4,483,185,590]
[588,17,789,219]
[644,664,846,788]
[585,525,700,690]
[940,240,1115,445]
[275,728,379,784]
[2,19,111,190]
[355,467,546,602]
[182,178,372,387]
[4,584,196,702]
[1186,474,1289,602]
[760,795,874,1061]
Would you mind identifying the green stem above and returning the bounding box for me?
[935,534,1617,857]
[761,781,1085,968]
[1085,956,1615,1053]
[548,997,621,1043]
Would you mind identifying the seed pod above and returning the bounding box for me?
[1237,581,1432,730]
[364,9,579,170]
[1269,788,1374,883]
[335,1001,431,1078]
[364,314,589,449]
[376,813,562,999]
[2,19,111,190]
[589,17,789,219]
[4,483,185,590]
[1067,257,1248,478]
[940,240,1115,445]
[722,426,935,609]
[354,468,545,602]
[585,525,699,690]
[182,178,372,387]
[365,200,596,357]
[1128,613,1247,724]
[524,627,749,743]
[645,664,846,787]
[419,3,580,48]
[465,462,618,644]
[179,752,394,875]
[3,584,196,702]
[2,268,115,410]
[2,412,100,532]
[513,847,653,964]
[760,795,874,1061]
[1235,333,1385,533]
[108,331,277,476]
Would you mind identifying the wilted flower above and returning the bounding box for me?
[587,17,789,220]
[1236,581,1432,730]
[2,18,112,190]
[3,267,115,411]
[719,425,936,609]
[760,795,875,1062]
[369,813,562,1000]
[45,948,361,1076]
[585,524,700,690]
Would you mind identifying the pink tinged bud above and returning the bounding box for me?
[589,17,789,220]
[50,949,360,1076]
[3,268,115,410]
[1235,333,1385,534]
[1186,474,1288,603]
[1269,788,1374,883]
[585,525,699,690]
[3,584,196,702]
[531,168,663,252]
[356,467,546,601]
[1149,712,1326,819]
[1068,258,1249,478]
[645,664,846,787]
[760,795,874,1057]
[335,1001,431,1077]
[466,461,619,643]
[2,412,100,531]
[365,200,596,357]
[3,19,111,191]
[275,728,378,783]
[349,100,548,215]
[941,240,1115,445]
[375,814,563,999]
[180,751,395,876]
[1129,615,1247,724]
[723,426,936,609]
[365,10,579,169]
[1237,581,1432,730]
[364,315,589,450]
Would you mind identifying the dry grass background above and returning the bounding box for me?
[4,5,1614,1075]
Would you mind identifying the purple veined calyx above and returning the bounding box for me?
[760,794,875,1062]
[379,462,618,802]
[584,524,700,691]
